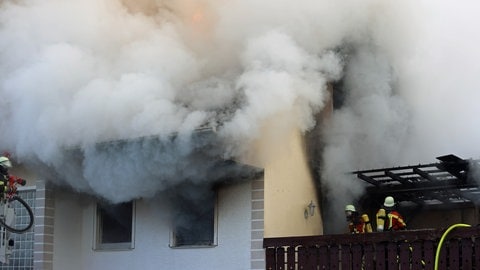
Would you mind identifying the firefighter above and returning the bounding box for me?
[0,156,12,194]
[376,196,407,231]
[345,204,372,234]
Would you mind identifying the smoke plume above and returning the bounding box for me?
[320,1,480,231]
[1,0,480,221]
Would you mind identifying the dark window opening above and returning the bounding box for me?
[172,188,216,247]
[96,201,134,250]
[332,80,346,109]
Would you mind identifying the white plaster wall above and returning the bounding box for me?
[52,181,252,270]
[52,192,85,270]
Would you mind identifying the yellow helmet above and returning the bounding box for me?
[345,204,356,212]
[384,196,395,207]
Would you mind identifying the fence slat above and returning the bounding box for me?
[351,244,362,270]
[423,240,434,270]
[286,246,295,270]
[341,244,351,270]
[306,246,318,269]
[329,245,340,270]
[276,247,285,270]
[375,242,386,269]
[461,238,473,270]
[398,241,410,270]
[387,242,399,270]
[410,241,424,270]
[297,246,306,270]
[474,238,480,269]
[448,239,459,269]
[363,243,374,269]
[318,245,328,269]
[438,241,447,270]
[266,247,276,270]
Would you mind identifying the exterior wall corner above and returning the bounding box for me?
[33,180,54,270]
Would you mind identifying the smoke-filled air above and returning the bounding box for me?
[1,0,480,221]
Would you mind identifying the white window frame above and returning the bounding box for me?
[93,200,136,251]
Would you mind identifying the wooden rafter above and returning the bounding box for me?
[352,154,480,208]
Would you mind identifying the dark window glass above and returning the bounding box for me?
[173,190,216,246]
[97,202,133,245]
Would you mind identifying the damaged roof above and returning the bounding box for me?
[92,127,264,184]
[353,154,480,209]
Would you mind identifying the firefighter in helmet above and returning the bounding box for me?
[0,156,13,196]
[345,204,372,234]
[376,196,407,231]
[0,155,25,195]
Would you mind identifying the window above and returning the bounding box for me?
[94,201,135,250]
[171,188,217,247]
[0,189,35,270]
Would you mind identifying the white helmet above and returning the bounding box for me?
[345,204,356,212]
[384,196,395,207]
[0,156,11,169]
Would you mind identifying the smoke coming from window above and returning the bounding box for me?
[1,0,479,210]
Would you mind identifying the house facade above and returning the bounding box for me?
[3,117,324,270]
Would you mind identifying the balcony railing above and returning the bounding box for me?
[264,226,480,270]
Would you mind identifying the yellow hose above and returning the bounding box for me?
[434,223,471,270]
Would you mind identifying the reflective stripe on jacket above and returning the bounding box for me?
[387,210,406,230]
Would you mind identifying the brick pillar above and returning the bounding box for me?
[34,180,55,270]
[251,178,265,270]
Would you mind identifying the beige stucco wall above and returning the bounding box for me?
[264,130,322,237]
[245,117,323,238]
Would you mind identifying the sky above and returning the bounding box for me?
[1,0,480,214]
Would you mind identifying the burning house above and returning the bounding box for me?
[2,0,480,269]
[6,118,324,269]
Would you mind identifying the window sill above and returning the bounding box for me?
[168,244,218,249]
[94,242,134,251]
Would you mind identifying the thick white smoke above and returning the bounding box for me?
[1,0,479,215]
[0,0,348,202]
[321,1,480,231]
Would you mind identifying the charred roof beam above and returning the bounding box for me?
[354,154,480,208]
[352,163,437,174]
[366,182,478,196]
[450,189,480,205]
[357,173,379,187]
[429,192,456,204]
[435,154,469,181]
[385,170,413,186]
[413,167,438,182]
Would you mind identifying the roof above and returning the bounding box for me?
[93,128,264,184]
[353,154,480,209]
[32,127,264,203]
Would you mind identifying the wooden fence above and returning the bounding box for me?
[264,226,480,270]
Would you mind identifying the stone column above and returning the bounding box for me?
[251,178,265,270]
[34,179,55,270]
